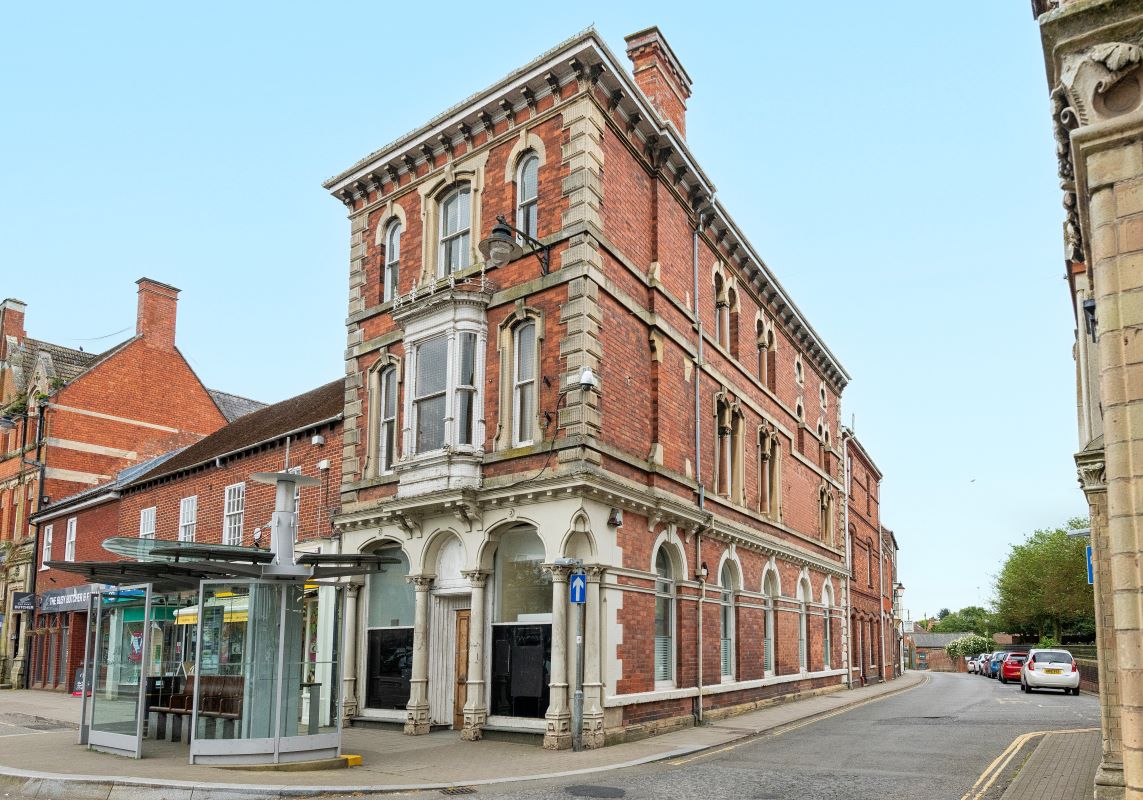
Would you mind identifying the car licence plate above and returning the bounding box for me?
[1046,668,1062,674]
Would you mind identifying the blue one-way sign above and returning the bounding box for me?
[1087,545,1094,585]
[570,572,587,604]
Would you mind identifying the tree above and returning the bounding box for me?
[993,517,1093,640]
[932,606,995,636]
[946,634,993,659]
[937,608,951,620]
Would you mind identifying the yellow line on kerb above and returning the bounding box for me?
[959,727,1098,800]
[667,673,931,766]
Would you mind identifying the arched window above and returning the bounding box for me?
[715,397,731,497]
[756,321,775,388]
[730,408,745,503]
[758,433,782,520]
[713,274,726,347]
[439,184,472,276]
[763,570,778,674]
[822,584,833,670]
[720,562,736,679]
[494,528,551,623]
[378,366,398,472]
[516,153,539,239]
[383,221,401,303]
[491,527,552,719]
[819,488,835,545]
[727,287,739,358]
[512,320,537,447]
[798,578,811,672]
[365,545,414,709]
[653,548,675,683]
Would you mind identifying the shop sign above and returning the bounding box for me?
[11,592,35,612]
[39,584,95,614]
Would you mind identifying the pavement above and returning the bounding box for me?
[0,672,925,799]
[997,728,1101,800]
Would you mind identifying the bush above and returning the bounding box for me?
[946,634,993,660]
[1034,636,1061,649]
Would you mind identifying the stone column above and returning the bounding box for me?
[341,583,361,719]
[460,570,488,741]
[543,564,572,750]
[404,575,434,735]
[581,565,605,749]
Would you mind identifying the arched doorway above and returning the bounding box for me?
[489,525,551,719]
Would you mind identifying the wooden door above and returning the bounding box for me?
[454,610,470,730]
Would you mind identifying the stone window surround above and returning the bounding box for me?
[505,131,548,240]
[418,153,489,287]
[495,304,545,451]
[366,350,404,479]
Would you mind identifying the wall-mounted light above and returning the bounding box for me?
[607,508,623,527]
[478,215,552,275]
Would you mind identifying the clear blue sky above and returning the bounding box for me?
[0,2,1086,619]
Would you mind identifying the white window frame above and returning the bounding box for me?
[438,184,472,276]
[823,592,832,671]
[178,495,197,542]
[763,572,777,675]
[412,335,449,453]
[455,332,478,447]
[516,153,539,239]
[653,548,675,686]
[383,220,401,303]
[378,365,398,472]
[512,321,537,447]
[287,466,302,524]
[64,517,77,562]
[40,523,52,569]
[138,506,156,539]
[719,565,735,680]
[798,581,811,673]
[223,482,245,546]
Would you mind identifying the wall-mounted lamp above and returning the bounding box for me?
[607,508,623,527]
[478,215,552,275]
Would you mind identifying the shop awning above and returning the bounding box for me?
[174,596,249,625]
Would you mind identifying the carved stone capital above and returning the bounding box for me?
[543,563,575,581]
[407,574,436,590]
[1076,450,1107,493]
[462,569,489,588]
[584,564,606,581]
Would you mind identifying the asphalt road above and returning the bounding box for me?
[444,671,1100,800]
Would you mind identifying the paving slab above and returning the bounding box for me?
[0,672,925,798]
[1000,729,1100,800]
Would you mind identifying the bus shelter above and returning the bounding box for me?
[49,471,393,765]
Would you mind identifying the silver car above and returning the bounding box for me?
[1021,649,1081,694]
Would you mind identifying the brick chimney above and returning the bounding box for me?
[624,27,693,137]
[135,278,179,351]
[1,298,27,353]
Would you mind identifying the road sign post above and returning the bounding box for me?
[570,569,586,752]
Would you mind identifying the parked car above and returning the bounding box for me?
[999,652,1027,683]
[1022,649,1081,695]
[968,655,978,674]
[989,651,1011,678]
[977,653,993,675]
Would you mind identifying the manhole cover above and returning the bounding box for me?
[440,788,477,796]
[565,787,626,799]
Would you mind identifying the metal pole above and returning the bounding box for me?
[572,584,584,752]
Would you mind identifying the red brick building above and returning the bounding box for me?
[325,26,870,749]
[28,380,342,692]
[844,435,900,684]
[0,279,260,687]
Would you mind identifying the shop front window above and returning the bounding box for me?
[365,546,414,710]
[490,527,551,718]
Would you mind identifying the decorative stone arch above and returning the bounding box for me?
[503,129,549,182]
[821,576,836,607]
[476,517,546,571]
[495,301,546,450]
[373,199,409,245]
[419,526,468,577]
[560,508,597,561]
[795,568,814,603]
[366,349,404,478]
[417,150,489,284]
[649,525,689,581]
[358,532,409,558]
[714,545,743,590]
[760,557,782,597]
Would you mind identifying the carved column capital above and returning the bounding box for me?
[407,574,436,590]
[462,570,489,588]
[584,564,606,581]
[543,563,574,581]
[1076,451,1107,494]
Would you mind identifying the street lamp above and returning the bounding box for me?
[478,215,552,275]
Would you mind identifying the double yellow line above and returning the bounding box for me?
[959,727,1097,800]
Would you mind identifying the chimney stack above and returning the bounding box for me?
[1,298,27,353]
[624,27,693,137]
[135,278,179,351]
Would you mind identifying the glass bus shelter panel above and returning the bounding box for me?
[144,591,199,743]
[89,586,152,759]
[291,585,341,737]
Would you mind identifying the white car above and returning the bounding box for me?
[968,655,979,674]
[1021,648,1081,694]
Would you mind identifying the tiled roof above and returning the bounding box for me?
[127,380,343,487]
[8,337,98,395]
[208,389,268,422]
[32,449,185,521]
[912,632,974,648]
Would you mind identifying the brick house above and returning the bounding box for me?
[0,279,261,687]
[324,26,873,749]
[28,380,342,692]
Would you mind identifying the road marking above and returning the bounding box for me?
[959,727,1098,800]
[667,673,931,766]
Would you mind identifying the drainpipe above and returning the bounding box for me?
[23,401,48,690]
[695,531,704,726]
[691,209,707,725]
[841,427,853,689]
[878,527,886,683]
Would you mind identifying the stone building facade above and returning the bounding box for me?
[0,279,251,687]
[325,27,875,749]
[1034,1,1143,796]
